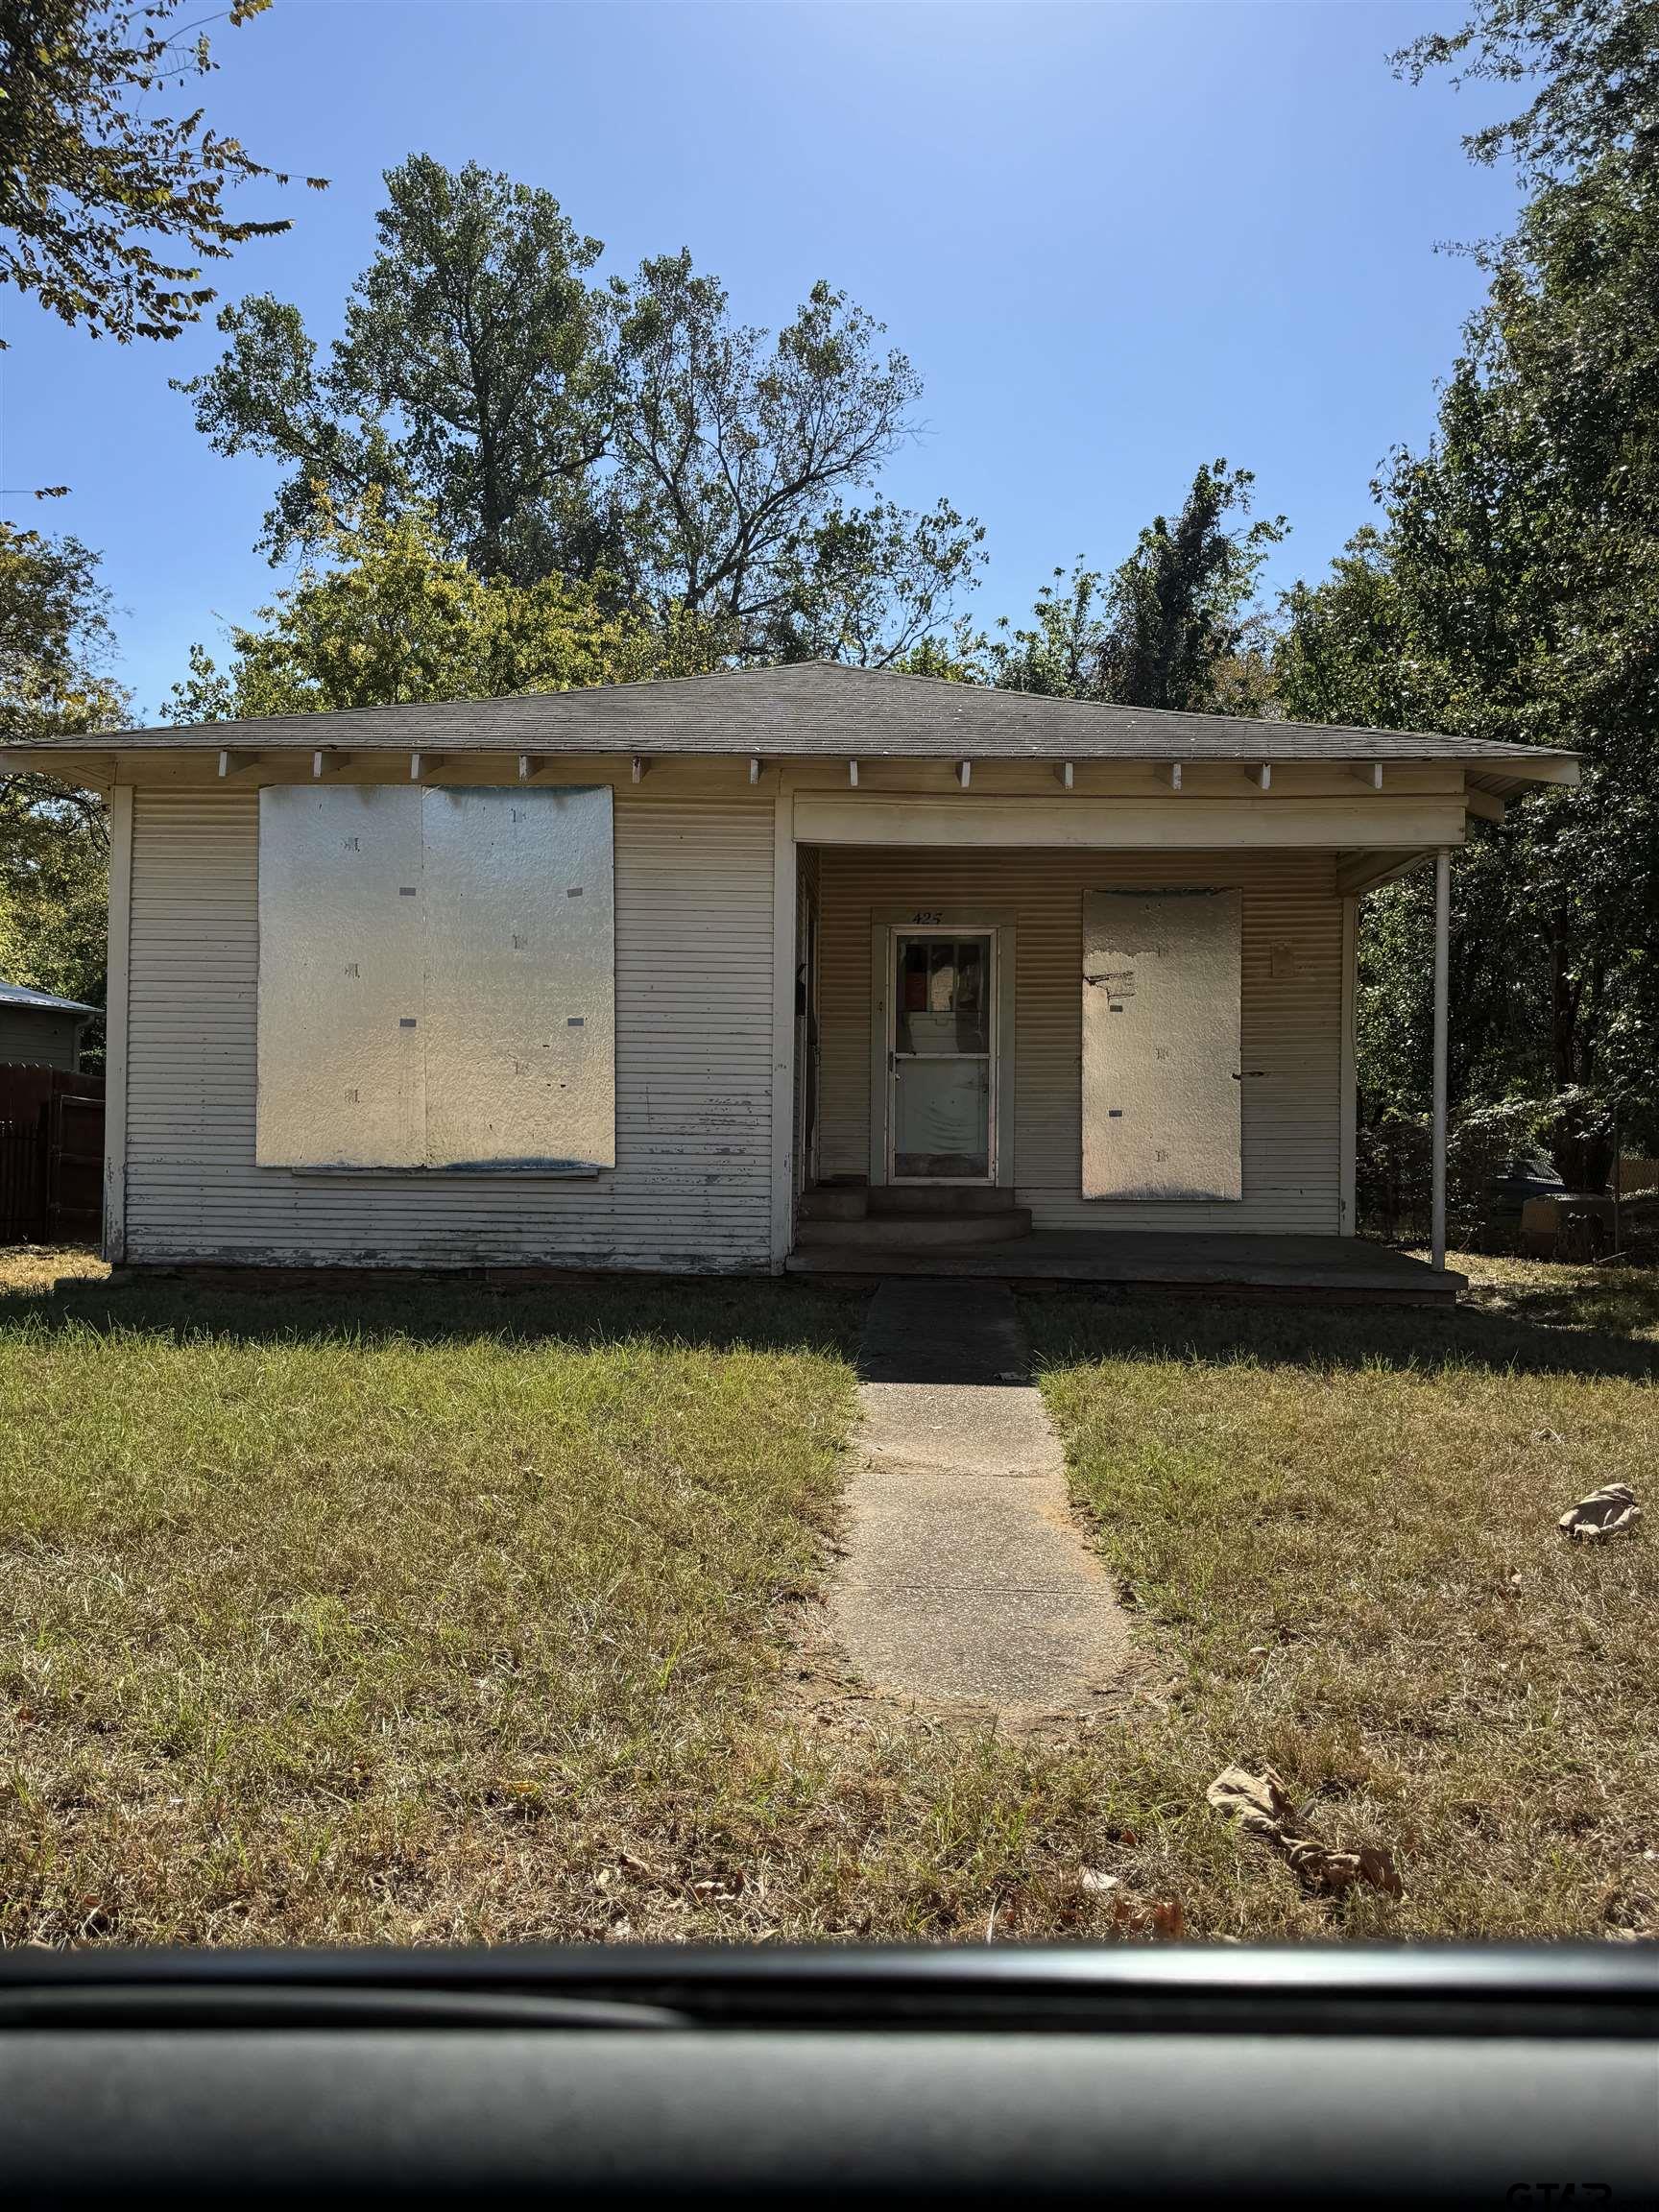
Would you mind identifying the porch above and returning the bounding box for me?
[784,835,1455,1301]
[785,1216,1459,1303]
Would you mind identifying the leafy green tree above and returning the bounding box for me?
[1342,854,1554,1129]
[0,524,124,734]
[165,498,730,723]
[605,257,975,654]
[0,525,127,1049]
[990,464,1285,709]
[985,561,1113,698]
[180,157,611,582]
[180,159,982,660]
[1268,529,1434,733]
[1393,0,1659,187]
[1104,462,1285,711]
[0,777,107,1046]
[1278,153,1659,1181]
[757,496,984,668]
[0,0,318,345]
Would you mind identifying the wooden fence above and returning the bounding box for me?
[0,1064,105,1245]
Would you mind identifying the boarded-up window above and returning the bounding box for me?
[256,784,615,1171]
[1081,888,1241,1200]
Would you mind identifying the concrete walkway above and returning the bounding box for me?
[830,1280,1129,1717]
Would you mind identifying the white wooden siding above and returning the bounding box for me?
[124,786,776,1269]
[815,848,1343,1235]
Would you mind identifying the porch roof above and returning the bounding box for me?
[2,661,1577,801]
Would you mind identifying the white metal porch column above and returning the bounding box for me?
[1431,846,1450,1271]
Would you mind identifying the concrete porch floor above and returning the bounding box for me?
[786,1229,1463,1303]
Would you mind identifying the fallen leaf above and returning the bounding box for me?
[1209,1762,1404,1903]
[1206,1763,1299,1835]
[1286,1839,1404,1900]
[1102,1890,1187,1939]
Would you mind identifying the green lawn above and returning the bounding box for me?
[2,1248,1654,1943]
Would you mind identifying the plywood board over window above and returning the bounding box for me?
[256,784,615,1171]
[1081,888,1241,1200]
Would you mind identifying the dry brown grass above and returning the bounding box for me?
[1448,1250,1659,1340]
[0,1263,864,1943]
[1,1245,1653,1944]
[1030,1256,1659,1939]
[0,1245,108,1295]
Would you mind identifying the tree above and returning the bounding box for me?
[0,0,318,345]
[1394,0,1659,188]
[180,157,611,582]
[164,497,730,724]
[606,256,976,654]
[0,523,123,735]
[1277,153,1659,1181]
[1103,462,1285,711]
[990,464,1285,709]
[1273,528,1439,733]
[757,495,985,668]
[1288,0,1659,1193]
[985,561,1113,698]
[180,159,983,659]
[0,525,128,1046]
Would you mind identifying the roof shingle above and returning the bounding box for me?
[4,661,1575,773]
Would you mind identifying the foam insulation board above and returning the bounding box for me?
[1081,888,1242,1200]
[256,783,615,1170]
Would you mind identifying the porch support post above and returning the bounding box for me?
[1431,845,1450,1270]
[769,791,798,1272]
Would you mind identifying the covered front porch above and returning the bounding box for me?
[784,829,1451,1301]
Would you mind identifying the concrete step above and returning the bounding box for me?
[794,1208,1033,1251]
[866,1184,1019,1216]
[798,1186,869,1222]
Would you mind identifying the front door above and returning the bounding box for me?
[887,929,996,1182]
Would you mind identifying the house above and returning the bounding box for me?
[0,978,94,1072]
[0,662,1577,1296]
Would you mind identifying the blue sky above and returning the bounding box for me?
[1,0,1524,720]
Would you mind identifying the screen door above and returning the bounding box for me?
[888,930,996,1181]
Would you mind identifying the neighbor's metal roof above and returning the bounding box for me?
[0,977,94,1016]
[2,660,1578,780]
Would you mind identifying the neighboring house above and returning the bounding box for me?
[0,978,93,1072]
[0,662,1576,1295]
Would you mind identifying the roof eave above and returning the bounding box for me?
[0,993,96,1016]
[1468,757,1580,798]
[0,738,1585,780]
